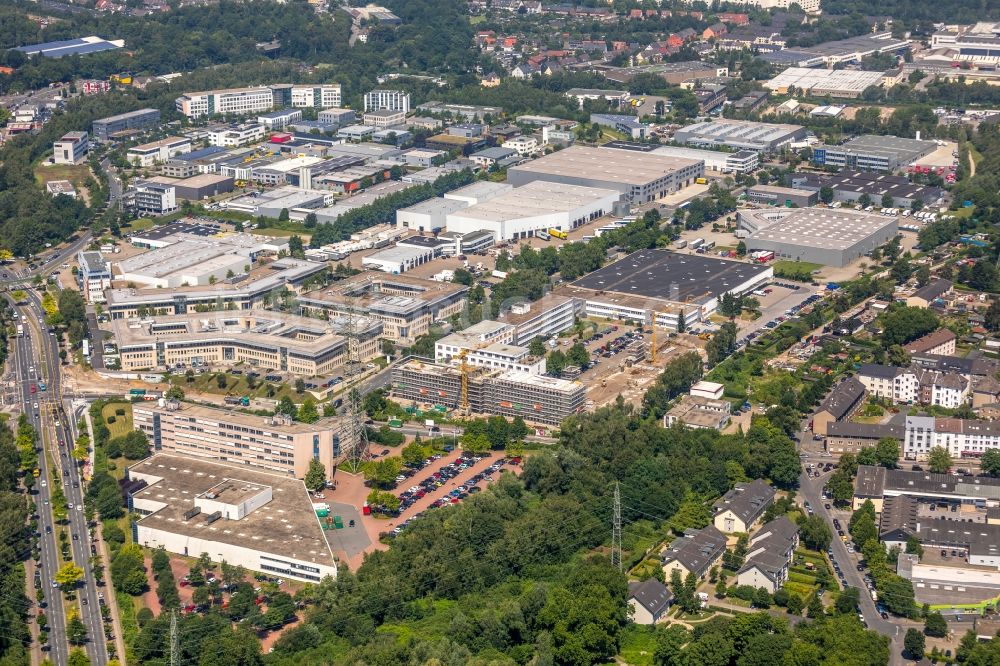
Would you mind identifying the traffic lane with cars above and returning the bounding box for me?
[798,467,906,665]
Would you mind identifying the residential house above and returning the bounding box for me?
[628,579,673,625]
[481,73,501,88]
[813,377,867,436]
[661,525,727,580]
[703,23,728,40]
[735,517,800,594]
[713,479,775,534]
[826,422,903,455]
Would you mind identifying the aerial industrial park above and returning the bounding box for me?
[6,1,1000,665]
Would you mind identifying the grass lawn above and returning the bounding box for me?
[469,14,485,23]
[618,625,658,666]
[950,205,976,219]
[101,402,134,439]
[168,371,298,402]
[34,162,93,188]
[252,227,311,241]
[773,260,823,274]
[119,217,159,233]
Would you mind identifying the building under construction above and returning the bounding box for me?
[390,359,586,426]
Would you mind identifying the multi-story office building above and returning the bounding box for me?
[92,108,161,141]
[127,136,192,167]
[270,84,342,109]
[433,320,547,375]
[126,181,177,216]
[53,131,88,164]
[362,109,407,128]
[498,294,579,346]
[208,123,266,147]
[133,401,343,480]
[176,87,276,118]
[105,257,326,319]
[391,359,585,426]
[364,89,411,113]
[298,272,468,343]
[257,109,303,131]
[112,310,381,375]
[77,251,111,304]
[811,135,937,173]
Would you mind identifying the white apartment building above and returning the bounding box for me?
[858,364,970,408]
[904,415,1000,460]
[128,181,177,216]
[127,137,192,167]
[53,131,88,165]
[208,124,267,147]
[502,136,539,156]
[176,87,275,118]
[364,89,411,113]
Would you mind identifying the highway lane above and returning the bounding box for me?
[23,290,109,665]
[12,310,67,664]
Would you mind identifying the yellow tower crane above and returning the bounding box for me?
[459,349,470,414]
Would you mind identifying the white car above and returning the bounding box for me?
[40,480,47,488]
[67,503,73,510]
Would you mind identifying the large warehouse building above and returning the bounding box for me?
[738,207,898,267]
[672,119,808,153]
[445,181,620,241]
[556,249,773,331]
[128,454,338,583]
[506,146,704,203]
[765,67,887,98]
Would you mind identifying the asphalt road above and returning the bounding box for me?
[15,289,108,665]
[797,440,907,665]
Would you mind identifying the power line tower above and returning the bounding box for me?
[612,481,622,572]
[339,286,371,474]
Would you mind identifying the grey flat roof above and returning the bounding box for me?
[744,207,896,251]
[509,145,700,185]
[571,249,770,303]
[132,221,224,242]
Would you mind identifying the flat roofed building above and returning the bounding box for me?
[672,119,807,153]
[665,394,732,431]
[45,180,76,197]
[172,173,235,201]
[364,89,411,113]
[112,310,381,375]
[746,184,817,208]
[127,136,192,167]
[176,87,276,119]
[599,61,728,85]
[558,249,773,330]
[14,35,124,58]
[208,123,266,147]
[299,272,468,343]
[498,294,579,345]
[443,181,513,205]
[363,109,406,128]
[506,145,703,203]
[812,135,938,173]
[93,108,161,141]
[396,198,470,233]
[53,131,88,164]
[765,67,887,98]
[761,33,909,68]
[647,144,759,174]
[317,108,357,126]
[78,250,111,304]
[133,400,343,480]
[390,359,585,425]
[257,109,303,130]
[790,170,944,207]
[362,245,435,274]
[738,207,898,267]
[128,454,337,583]
[445,181,619,241]
[106,257,326,320]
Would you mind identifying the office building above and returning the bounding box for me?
[177,87,276,118]
[299,272,468,343]
[128,454,337,583]
[208,123,266,147]
[127,137,192,167]
[125,180,177,216]
[106,257,326,320]
[53,131,88,164]
[390,359,585,426]
[270,84,342,109]
[317,108,357,127]
[171,173,235,201]
[257,109,303,130]
[78,251,111,304]
[812,135,938,173]
[643,143,759,174]
[445,181,619,241]
[133,401,344,481]
[497,294,578,345]
[765,67,888,98]
[565,88,629,107]
[361,245,436,274]
[672,119,808,152]
[746,184,817,208]
[415,101,501,120]
[363,109,406,128]
[45,180,76,197]
[92,108,161,142]
[507,145,703,203]
[112,310,381,375]
[364,89,411,113]
[737,207,898,267]
[557,249,772,331]
[590,113,651,140]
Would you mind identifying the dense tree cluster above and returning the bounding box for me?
[0,413,30,665]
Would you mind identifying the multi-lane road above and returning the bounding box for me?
[10,277,108,665]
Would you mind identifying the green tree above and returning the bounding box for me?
[928,446,952,474]
[798,514,832,551]
[981,448,1000,477]
[297,398,319,423]
[66,615,87,645]
[288,235,305,259]
[529,337,546,357]
[904,628,925,659]
[303,458,326,492]
[56,563,85,589]
[924,610,948,638]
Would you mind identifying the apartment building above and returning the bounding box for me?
[858,364,971,408]
[364,89,411,113]
[125,181,177,216]
[903,415,1000,460]
[127,136,192,167]
[735,517,799,594]
[712,479,775,533]
[53,131,88,164]
[133,401,343,480]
